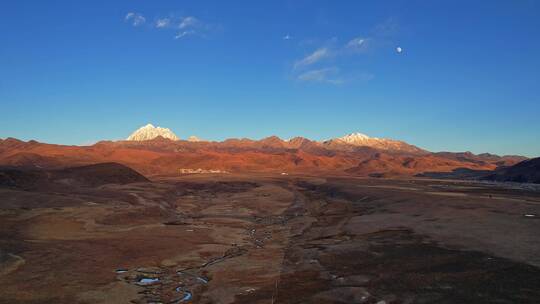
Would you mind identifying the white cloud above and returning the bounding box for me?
[155,18,171,28]
[125,12,146,26]
[283,34,292,40]
[175,16,213,40]
[297,67,343,84]
[125,12,135,20]
[179,16,199,29]
[126,12,217,40]
[346,37,370,52]
[294,48,330,69]
[175,30,195,39]
[288,19,398,85]
[346,37,365,47]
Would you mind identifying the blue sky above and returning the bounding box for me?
[1,1,539,156]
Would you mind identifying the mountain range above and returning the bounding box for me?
[0,124,529,178]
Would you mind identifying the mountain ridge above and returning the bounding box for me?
[0,134,529,177]
[1,125,529,177]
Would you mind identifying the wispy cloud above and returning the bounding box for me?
[345,37,370,53]
[294,48,331,69]
[175,16,208,39]
[125,12,146,27]
[175,30,195,40]
[179,16,199,29]
[289,18,400,85]
[283,34,292,40]
[297,67,343,84]
[126,12,217,40]
[155,18,171,28]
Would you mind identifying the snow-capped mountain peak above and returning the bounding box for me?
[127,124,179,141]
[324,132,426,154]
[187,136,201,142]
[338,132,375,144]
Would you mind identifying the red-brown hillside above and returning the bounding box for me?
[0,137,526,177]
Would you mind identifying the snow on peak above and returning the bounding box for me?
[338,132,376,144]
[187,136,201,142]
[328,132,424,154]
[127,124,179,141]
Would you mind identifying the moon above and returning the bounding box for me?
[396,47,403,53]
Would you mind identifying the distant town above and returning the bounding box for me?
[178,168,228,174]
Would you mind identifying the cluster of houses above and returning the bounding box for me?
[178,168,228,174]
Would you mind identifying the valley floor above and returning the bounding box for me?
[1,174,540,303]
